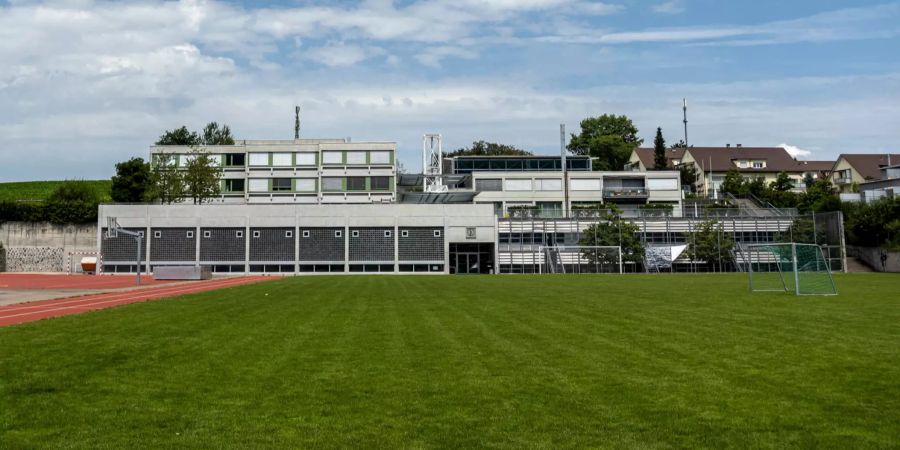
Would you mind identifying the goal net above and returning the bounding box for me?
[746,243,837,296]
[539,246,622,274]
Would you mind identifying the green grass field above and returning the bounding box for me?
[1,274,898,448]
[0,180,111,202]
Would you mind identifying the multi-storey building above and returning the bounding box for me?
[150,139,397,204]
[831,153,900,193]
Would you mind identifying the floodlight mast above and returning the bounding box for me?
[423,134,447,193]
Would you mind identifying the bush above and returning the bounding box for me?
[0,180,100,225]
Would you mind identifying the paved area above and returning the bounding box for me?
[0,274,177,306]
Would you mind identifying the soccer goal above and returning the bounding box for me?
[746,243,837,296]
[539,246,622,274]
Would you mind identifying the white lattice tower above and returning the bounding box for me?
[423,134,447,193]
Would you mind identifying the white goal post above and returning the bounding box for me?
[745,243,837,296]
[538,245,623,274]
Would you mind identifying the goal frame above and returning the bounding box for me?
[538,245,623,274]
[746,242,838,296]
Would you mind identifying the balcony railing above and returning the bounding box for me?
[602,187,649,199]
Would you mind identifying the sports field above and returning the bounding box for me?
[1,274,898,448]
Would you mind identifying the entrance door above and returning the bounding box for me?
[456,253,480,274]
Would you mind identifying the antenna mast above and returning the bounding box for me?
[682,98,689,147]
[423,134,447,193]
[294,106,301,140]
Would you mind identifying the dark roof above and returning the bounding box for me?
[686,147,820,173]
[633,147,686,169]
[836,154,900,180]
[793,160,835,172]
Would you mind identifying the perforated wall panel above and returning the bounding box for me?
[200,227,246,262]
[150,227,197,262]
[299,227,344,262]
[349,227,394,262]
[101,228,147,262]
[398,227,444,261]
[249,227,295,262]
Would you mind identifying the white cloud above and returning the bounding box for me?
[779,144,813,159]
[304,43,385,67]
[652,1,684,15]
[415,46,478,68]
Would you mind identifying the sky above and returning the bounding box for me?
[1,0,899,181]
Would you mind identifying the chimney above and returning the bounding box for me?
[726,144,731,148]
[736,144,742,148]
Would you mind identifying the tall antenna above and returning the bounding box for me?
[682,98,689,147]
[560,123,569,217]
[294,105,301,140]
[422,134,447,193]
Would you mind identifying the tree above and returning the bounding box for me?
[653,127,667,170]
[803,172,816,189]
[577,205,644,265]
[798,179,840,213]
[747,176,767,199]
[200,122,235,145]
[43,180,101,224]
[720,169,746,195]
[567,114,642,171]
[770,172,794,192]
[678,163,698,192]
[156,126,199,146]
[111,158,154,203]
[444,140,531,157]
[151,154,185,204]
[688,219,734,271]
[670,140,689,149]
[183,148,222,204]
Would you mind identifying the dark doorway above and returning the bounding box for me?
[450,243,494,274]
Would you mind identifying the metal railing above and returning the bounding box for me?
[602,187,648,198]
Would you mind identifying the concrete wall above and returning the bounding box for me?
[0,222,97,272]
[850,246,900,272]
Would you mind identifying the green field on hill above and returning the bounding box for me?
[0,180,111,203]
[1,274,898,448]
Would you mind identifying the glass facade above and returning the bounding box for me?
[452,157,591,174]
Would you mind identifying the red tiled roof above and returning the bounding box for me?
[685,147,828,173]
[633,147,686,169]
[836,154,900,180]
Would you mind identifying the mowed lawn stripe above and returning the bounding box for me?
[1,274,898,448]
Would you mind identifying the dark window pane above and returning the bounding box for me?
[474,160,490,170]
[489,160,506,170]
[347,177,367,190]
[225,179,244,192]
[527,159,540,170]
[272,178,292,191]
[370,176,390,190]
[507,160,524,170]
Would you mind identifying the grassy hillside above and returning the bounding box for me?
[0,180,111,202]
[1,274,898,448]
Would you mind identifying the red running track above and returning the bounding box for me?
[0,276,273,327]
[0,274,175,289]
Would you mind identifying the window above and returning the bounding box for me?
[535,179,562,191]
[370,176,390,191]
[285,230,293,238]
[236,230,243,238]
[295,179,316,192]
[369,151,391,164]
[271,178,292,192]
[384,230,392,238]
[203,230,211,238]
[302,230,310,238]
[271,153,292,166]
[401,230,409,238]
[752,161,765,169]
[322,151,343,164]
[186,231,194,239]
[351,230,360,238]
[346,151,367,164]
[335,230,342,238]
[225,179,245,192]
[322,177,342,191]
[475,179,502,191]
[346,177,367,191]
[433,230,441,237]
[252,231,261,238]
[249,153,269,166]
[248,179,268,192]
[154,231,161,239]
[295,153,316,165]
[570,179,602,191]
[504,179,532,191]
[224,153,245,166]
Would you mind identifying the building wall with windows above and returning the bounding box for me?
[150,139,396,204]
[466,171,683,217]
